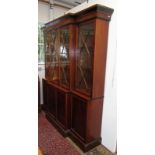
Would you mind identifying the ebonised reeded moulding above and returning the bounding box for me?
[43,4,114,152]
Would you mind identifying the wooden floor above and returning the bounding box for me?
[67,138,115,155]
[38,148,42,155]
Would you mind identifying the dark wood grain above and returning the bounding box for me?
[48,84,57,118]
[92,19,109,98]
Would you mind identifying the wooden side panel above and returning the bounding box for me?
[86,98,103,143]
[92,19,109,98]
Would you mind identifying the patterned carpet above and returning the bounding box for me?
[38,112,114,155]
[38,112,80,155]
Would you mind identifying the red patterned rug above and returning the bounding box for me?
[38,112,81,155]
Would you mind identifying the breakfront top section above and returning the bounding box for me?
[44,4,114,30]
[44,4,114,98]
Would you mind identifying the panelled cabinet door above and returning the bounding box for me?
[71,95,87,141]
[48,84,57,118]
[57,91,66,128]
[42,79,48,110]
[75,22,95,96]
[59,27,70,88]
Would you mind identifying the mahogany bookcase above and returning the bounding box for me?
[42,4,114,152]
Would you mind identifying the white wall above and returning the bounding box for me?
[38,1,70,23]
[38,2,50,23]
[67,0,117,153]
[102,9,117,153]
[50,6,68,20]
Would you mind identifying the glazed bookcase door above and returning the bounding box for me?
[45,32,51,79]
[45,30,59,83]
[75,22,95,96]
[59,27,70,88]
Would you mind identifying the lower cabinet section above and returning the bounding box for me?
[42,79,103,152]
[42,79,71,136]
[70,95,103,152]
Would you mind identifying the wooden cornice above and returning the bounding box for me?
[45,4,114,29]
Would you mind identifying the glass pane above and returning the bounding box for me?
[59,28,70,87]
[38,24,45,64]
[45,30,59,82]
[45,32,50,79]
[38,44,44,63]
[75,23,94,95]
